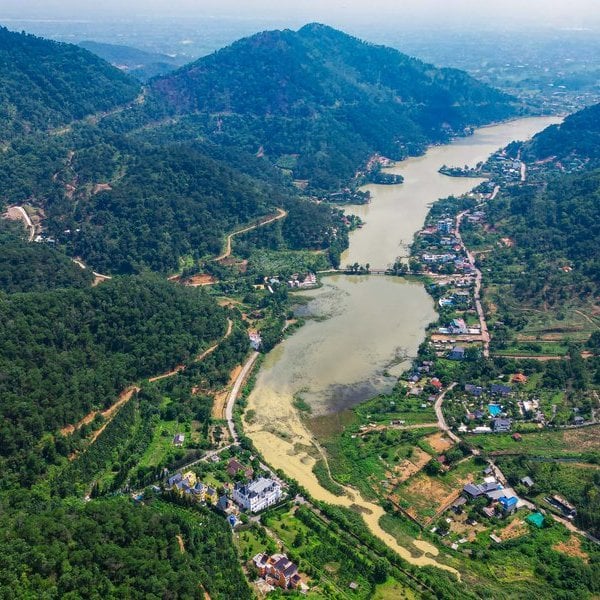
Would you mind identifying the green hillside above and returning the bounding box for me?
[0,26,140,141]
[523,101,600,166]
[148,23,520,190]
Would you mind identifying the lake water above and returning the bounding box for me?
[244,116,561,568]
[342,117,561,267]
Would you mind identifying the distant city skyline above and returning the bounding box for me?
[2,0,600,30]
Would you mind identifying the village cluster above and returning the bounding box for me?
[253,272,318,294]
[161,455,313,592]
[166,457,284,520]
[435,462,578,549]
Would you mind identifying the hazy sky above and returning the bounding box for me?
[2,0,599,29]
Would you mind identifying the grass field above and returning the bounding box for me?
[373,577,417,600]
[470,425,600,460]
[137,418,181,469]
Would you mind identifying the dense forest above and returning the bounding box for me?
[0,27,139,141]
[0,497,252,599]
[523,101,600,166]
[55,143,281,273]
[0,276,227,479]
[485,168,600,307]
[147,23,520,190]
[0,222,93,292]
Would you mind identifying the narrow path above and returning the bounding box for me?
[575,310,600,330]
[225,351,259,444]
[434,383,460,443]
[61,386,138,437]
[215,208,287,262]
[148,319,233,382]
[71,257,113,283]
[86,387,139,446]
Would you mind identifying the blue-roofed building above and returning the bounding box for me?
[463,483,483,498]
[465,384,484,397]
[499,496,518,514]
[492,418,512,432]
[167,473,183,487]
[448,346,466,361]
[490,384,511,397]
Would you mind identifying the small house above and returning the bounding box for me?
[227,458,254,480]
[173,433,185,447]
[465,384,484,397]
[492,418,512,433]
[448,346,466,361]
[521,476,534,488]
[463,483,483,498]
[490,384,512,397]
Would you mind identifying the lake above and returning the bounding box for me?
[244,116,561,568]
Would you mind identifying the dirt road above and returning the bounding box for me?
[434,382,460,443]
[4,206,35,241]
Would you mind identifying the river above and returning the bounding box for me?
[244,116,561,572]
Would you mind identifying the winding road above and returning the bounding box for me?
[5,206,35,241]
[215,208,287,262]
[434,382,460,443]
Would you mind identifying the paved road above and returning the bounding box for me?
[225,351,259,444]
[455,211,490,357]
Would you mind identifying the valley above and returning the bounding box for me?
[0,16,598,600]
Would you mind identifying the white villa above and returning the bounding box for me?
[232,477,282,512]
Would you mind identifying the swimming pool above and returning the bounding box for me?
[488,404,502,416]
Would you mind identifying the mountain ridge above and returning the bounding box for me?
[146,23,521,190]
[0,26,140,141]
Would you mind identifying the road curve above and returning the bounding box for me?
[6,206,35,241]
[434,382,460,443]
[215,208,287,262]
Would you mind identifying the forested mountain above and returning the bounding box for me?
[523,101,600,167]
[79,40,186,81]
[0,27,140,141]
[148,23,520,189]
[0,497,252,599]
[0,221,93,292]
[0,276,228,479]
[49,141,284,273]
